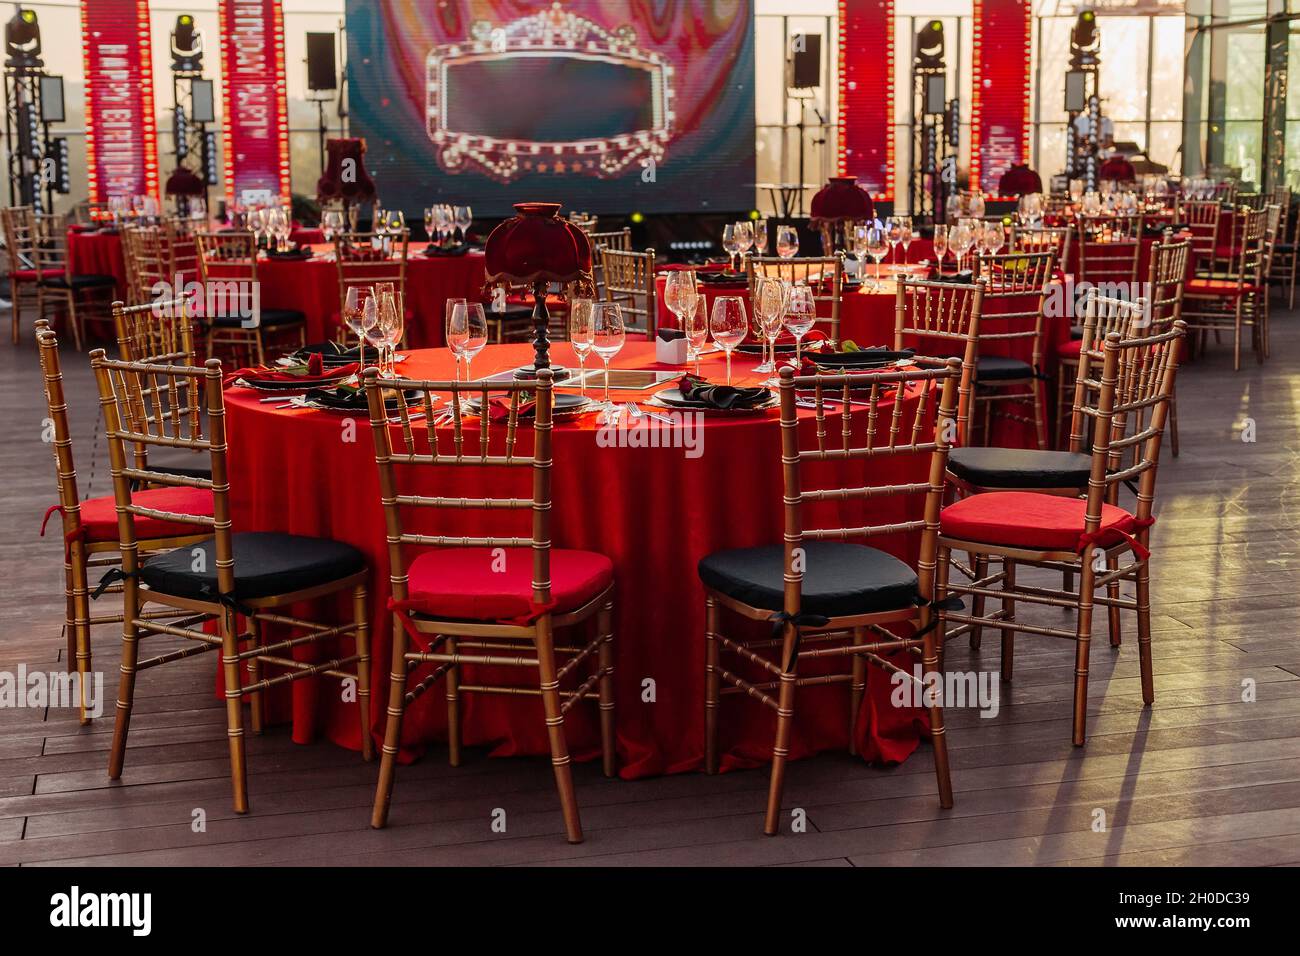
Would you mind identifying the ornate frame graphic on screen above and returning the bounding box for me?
[425,2,675,183]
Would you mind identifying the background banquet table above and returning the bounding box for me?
[225,342,938,779]
[66,229,486,348]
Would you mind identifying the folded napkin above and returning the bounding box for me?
[658,328,685,342]
[487,397,536,423]
[926,269,976,284]
[424,243,475,257]
[676,374,770,410]
[265,247,312,260]
[696,271,747,286]
[225,360,358,388]
[773,328,830,348]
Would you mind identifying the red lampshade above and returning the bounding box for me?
[316,137,376,204]
[165,167,205,198]
[1099,156,1137,184]
[809,176,875,223]
[998,163,1043,197]
[484,202,595,295]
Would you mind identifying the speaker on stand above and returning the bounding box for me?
[786,32,824,218]
[306,31,338,175]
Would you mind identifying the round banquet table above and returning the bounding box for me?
[655,262,1071,450]
[225,342,939,779]
[65,229,486,349]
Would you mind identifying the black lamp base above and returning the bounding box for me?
[513,364,570,381]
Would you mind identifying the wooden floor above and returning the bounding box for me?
[3,306,1299,867]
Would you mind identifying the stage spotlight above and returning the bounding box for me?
[630,211,645,224]
[5,8,42,70]
[1069,10,1099,69]
[916,20,944,71]
[171,14,203,72]
[748,210,761,221]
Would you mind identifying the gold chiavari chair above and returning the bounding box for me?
[747,253,845,343]
[700,362,963,834]
[1178,199,1222,271]
[894,276,984,445]
[333,229,410,342]
[1182,206,1267,370]
[365,368,615,843]
[1143,236,1191,457]
[949,290,1147,653]
[971,251,1054,450]
[1268,192,1298,309]
[36,317,214,723]
[936,320,1187,745]
[589,227,633,299]
[33,213,118,351]
[3,204,56,344]
[1075,212,1144,289]
[1011,225,1072,270]
[88,348,373,812]
[196,230,306,365]
[1215,180,1240,205]
[124,221,202,307]
[600,246,658,339]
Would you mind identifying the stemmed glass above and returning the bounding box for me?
[424,207,436,243]
[453,205,472,243]
[444,298,467,379]
[886,216,903,267]
[387,209,406,237]
[362,295,386,375]
[898,216,914,271]
[950,221,974,272]
[568,298,595,399]
[275,208,293,252]
[753,276,785,374]
[734,221,754,265]
[709,296,747,385]
[663,270,700,338]
[683,296,709,376]
[721,223,741,272]
[983,221,1005,258]
[776,225,799,259]
[753,219,769,256]
[592,303,626,409]
[447,301,487,382]
[865,226,888,290]
[343,285,374,368]
[782,283,816,367]
[933,224,949,271]
[1017,193,1043,229]
[247,207,267,250]
[376,291,404,376]
[322,209,343,243]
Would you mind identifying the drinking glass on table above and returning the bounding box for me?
[663,269,700,338]
[709,295,747,386]
[776,225,799,259]
[568,298,595,399]
[753,219,769,256]
[950,221,974,272]
[753,275,786,374]
[423,207,436,243]
[362,295,385,374]
[735,221,754,262]
[864,226,888,290]
[321,209,342,242]
[453,205,472,243]
[886,216,903,267]
[782,283,816,367]
[898,216,914,268]
[983,220,1005,258]
[592,303,626,408]
[447,301,487,382]
[721,223,741,272]
[444,297,468,379]
[343,285,375,368]
[683,296,709,376]
[932,224,949,270]
[377,291,405,376]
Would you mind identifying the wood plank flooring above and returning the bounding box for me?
[2,306,1298,866]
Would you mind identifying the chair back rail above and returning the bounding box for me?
[974,250,1053,366]
[1147,236,1191,330]
[363,369,555,609]
[746,254,844,343]
[1075,213,1144,287]
[36,320,85,542]
[893,276,983,443]
[600,247,657,339]
[1011,225,1072,267]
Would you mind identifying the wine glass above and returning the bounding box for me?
[865,226,888,290]
[444,297,468,380]
[683,295,709,376]
[709,296,747,386]
[343,285,374,367]
[447,301,486,382]
[387,209,406,236]
[932,224,949,271]
[721,223,741,272]
[753,219,769,256]
[983,221,1005,258]
[782,283,816,367]
[950,221,973,272]
[247,207,266,249]
[568,298,595,399]
[886,216,903,267]
[322,209,342,243]
[376,291,404,376]
[592,303,626,409]
[362,295,385,374]
[663,270,700,335]
[454,205,472,243]
[753,275,785,374]
[898,216,914,268]
[1017,193,1043,228]
[424,207,436,243]
[735,221,754,262]
[776,225,799,259]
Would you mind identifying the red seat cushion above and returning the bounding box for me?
[1056,338,1082,360]
[1213,244,1242,260]
[77,486,214,543]
[405,547,613,622]
[11,268,63,281]
[940,491,1146,554]
[1186,278,1261,298]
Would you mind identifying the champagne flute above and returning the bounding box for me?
[933,224,949,271]
[886,216,903,267]
[592,303,626,409]
[721,223,741,272]
[782,283,816,367]
[445,297,468,380]
[865,226,888,290]
[753,219,769,256]
[898,216,914,269]
[568,298,595,399]
[709,296,747,386]
[448,301,487,382]
[683,296,709,376]
[424,207,435,242]
[776,225,799,259]
[754,276,785,374]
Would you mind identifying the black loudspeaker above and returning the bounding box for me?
[306,32,336,91]
[788,34,821,89]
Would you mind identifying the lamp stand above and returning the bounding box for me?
[513,280,569,381]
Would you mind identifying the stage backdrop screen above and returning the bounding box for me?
[344,0,755,217]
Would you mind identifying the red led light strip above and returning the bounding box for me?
[80,0,160,204]
[217,0,291,205]
[838,0,894,202]
[970,0,1033,197]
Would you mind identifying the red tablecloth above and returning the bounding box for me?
[66,230,486,349]
[225,342,937,779]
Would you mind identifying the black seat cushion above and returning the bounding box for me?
[40,273,116,290]
[209,308,305,328]
[698,541,918,619]
[975,355,1035,381]
[947,446,1092,490]
[141,531,365,602]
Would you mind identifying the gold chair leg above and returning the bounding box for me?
[920,609,954,809]
[596,598,616,778]
[1072,556,1097,747]
[703,594,721,774]
[1106,553,1123,648]
[371,609,410,828]
[1000,559,1016,682]
[444,634,461,768]
[535,616,583,843]
[62,559,77,674]
[763,622,799,836]
[10,276,20,344]
[935,545,952,672]
[107,577,142,779]
[848,626,866,755]
[969,554,988,649]
[219,606,249,813]
[353,584,374,762]
[1136,559,1155,706]
[246,616,264,735]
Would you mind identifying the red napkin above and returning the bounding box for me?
[487,397,536,423]
[773,328,830,347]
[224,362,359,388]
